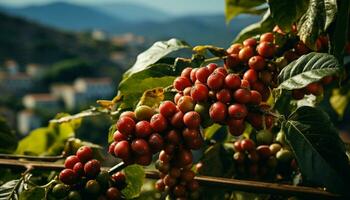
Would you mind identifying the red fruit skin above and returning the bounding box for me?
[183,111,201,129]
[195,67,211,83]
[135,153,152,166]
[59,169,78,185]
[116,116,135,136]
[207,63,218,73]
[182,128,200,141]
[227,43,243,54]
[177,96,195,113]
[214,67,228,76]
[227,118,245,136]
[247,113,274,130]
[240,79,250,89]
[190,68,198,82]
[209,102,228,123]
[248,55,266,71]
[186,135,203,150]
[243,37,257,47]
[233,140,242,152]
[249,90,262,105]
[148,133,164,153]
[112,172,126,183]
[174,92,183,104]
[119,111,136,121]
[306,82,323,96]
[294,41,310,55]
[135,121,153,138]
[108,142,116,155]
[240,139,255,151]
[159,101,177,118]
[191,83,209,102]
[321,76,333,85]
[180,169,195,182]
[173,185,186,197]
[155,179,165,191]
[238,46,255,62]
[159,150,171,163]
[207,72,225,90]
[131,139,150,155]
[64,155,80,169]
[234,88,251,104]
[260,32,274,43]
[228,104,248,119]
[73,162,84,177]
[243,69,258,84]
[114,140,131,160]
[106,187,121,200]
[225,54,240,70]
[256,145,271,159]
[216,89,232,104]
[84,159,101,178]
[173,76,192,91]
[170,111,185,128]
[163,175,176,187]
[257,42,276,58]
[181,67,192,79]
[176,149,193,167]
[251,81,270,101]
[150,114,168,133]
[113,130,126,142]
[225,74,241,90]
[76,146,93,163]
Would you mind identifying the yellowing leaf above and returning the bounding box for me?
[330,88,349,118]
[137,87,165,108]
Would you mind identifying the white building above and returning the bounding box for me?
[17,109,41,136]
[51,84,86,110]
[74,78,114,100]
[23,93,60,111]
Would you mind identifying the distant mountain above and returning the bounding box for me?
[1,2,126,31]
[95,2,172,22]
[0,12,119,67]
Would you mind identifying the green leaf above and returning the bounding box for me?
[278,52,341,90]
[268,0,309,31]
[297,0,337,49]
[329,88,350,118]
[283,106,350,194]
[233,9,275,43]
[0,117,18,154]
[225,0,266,23]
[0,179,22,200]
[122,164,145,199]
[123,38,190,79]
[19,187,45,200]
[193,45,226,57]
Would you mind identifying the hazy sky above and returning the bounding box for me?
[0,0,225,15]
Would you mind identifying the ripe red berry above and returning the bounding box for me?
[173,77,192,91]
[249,90,262,105]
[206,63,218,73]
[173,185,186,197]
[260,32,274,43]
[135,121,153,138]
[240,139,255,151]
[209,102,227,123]
[257,42,276,58]
[306,82,323,96]
[59,169,78,185]
[64,155,80,169]
[256,145,272,159]
[119,111,136,121]
[183,111,201,129]
[84,159,101,178]
[225,74,241,90]
[163,175,176,187]
[233,140,242,152]
[251,81,270,101]
[196,67,211,83]
[238,46,254,62]
[216,88,231,104]
[225,54,240,70]
[112,172,126,183]
[259,70,273,84]
[234,88,251,104]
[228,104,248,119]
[106,187,121,200]
[243,37,257,47]
[190,68,198,82]
[159,150,172,163]
[148,133,164,153]
[248,56,266,71]
[174,92,183,104]
[131,139,150,155]
[227,118,245,136]
[181,67,192,79]
[76,146,93,163]
[182,128,200,141]
[321,76,333,85]
[214,67,228,76]
[240,79,250,89]
[155,179,165,191]
[169,168,181,178]
[135,105,154,121]
[159,101,177,118]
[150,114,168,133]
[191,83,209,101]
[135,153,152,166]
[108,142,116,155]
[113,130,126,142]
[294,41,310,55]
[176,149,193,167]
[116,116,135,136]
[207,72,225,90]
[170,111,185,128]
[72,162,84,177]
[180,169,195,182]
[227,43,243,54]
[177,96,195,113]
[114,140,131,160]
[243,69,258,84]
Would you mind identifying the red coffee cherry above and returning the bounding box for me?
[173,76,192,91]
[64,155,80,169]
[113,130,126,142]
[225,54,240,70]
[227,43,243,54]
[191,83,209,101]
[260,32,274,43]
[294,41,310,55]
[150,114,168,133]
[173,185,186,197]
[306,82,323,96]
[234,88,251,104]
[163,174,176,187]
[228,104,248,119]
[135,121,153,138]
[181,67,192,79]
[131,139,150,155]
[190,68,198,82]
[240,139,255,151]
[243,37,258,47]
[116,116,135,136]
[214,67,228,76]
[176,149,193,167]
[209,102,227,123]
[256,145,272,159]
[216,89,232,104]
[170,111,185,128]
[240,79,250,89]
[84,159,101,178]
[177,96,195,113]
[112,171,126,183]
[114,140,131,160]
[182,128,200,141]
[135,153,152,166]
[257,42,276,58]
[248,55,266,71]
[233,140,242,152]
[159,101,177,118]
[169,168,181,178]
[206,63,218,73]
[73,162,84,177]
[243,69,258,84]
[119,111,136,121]
[238,46,254,62]
[159,150,172,163]
[183,111,201,129]
[227,118,245,136]
[108,142,116,155]
[196,67,211,83]
[249,90,262,105]
[174,92,183,104]
[225,74,241,90]
[148,133,164,153]
[155,179,165,191]
[76,146,93,163]
[180,169,195,182]
[59,169,78,185]
[207,72,225,90]
[106,187,121,200]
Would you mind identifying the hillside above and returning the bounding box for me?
[0,12,119,66]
